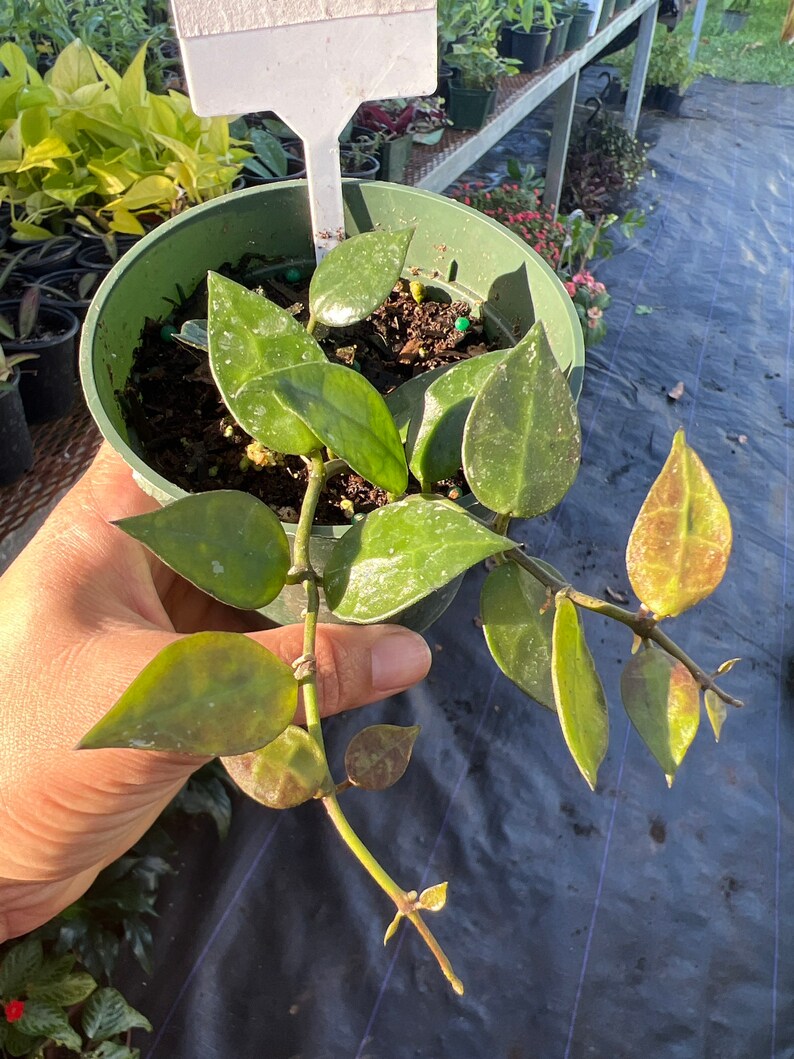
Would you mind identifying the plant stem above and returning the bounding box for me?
[294,451,464,995]
[306,312,318,335]
[507,550,744,709]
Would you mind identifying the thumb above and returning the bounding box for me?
[247,621,433,721]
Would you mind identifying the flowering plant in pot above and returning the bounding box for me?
[78,181,739,998]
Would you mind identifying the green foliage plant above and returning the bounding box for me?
[505,0,556,31]
[78,225,741,996]
[445,41,521,89]
[611,28,714,94]
[0,40,249,239]
[0,938,150,1058]
[1,0,176,91]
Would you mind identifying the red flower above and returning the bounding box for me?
[5,1000,25,1023]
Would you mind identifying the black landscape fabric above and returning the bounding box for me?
[122,78,794,1058]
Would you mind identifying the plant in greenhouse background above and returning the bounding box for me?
[0,40,248,239]
[74,227,740,997]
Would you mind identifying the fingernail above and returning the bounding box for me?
[371,628,432,693]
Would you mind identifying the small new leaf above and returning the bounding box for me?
[324,496,513,623]
[704,689,728,742]
[551,596,609,790]
[344,724,420,790]
[620,648,700,779]
[223,726,329,809]
[309,227,415,326]
[78,633,297,756]
[418,881,448,912]
[626,430,732,618]
[462,322,581,518]
[115,491,291,610]
[384,911,404,945]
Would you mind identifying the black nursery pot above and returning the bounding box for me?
[15,236,80,278]
[511,25,551,73]
[39,268,103,321]
[0,301,81,423]
[0,372,34,486]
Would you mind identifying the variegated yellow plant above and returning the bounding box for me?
[0,39,250,238]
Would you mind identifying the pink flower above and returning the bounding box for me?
[564,281,577,297]
[587,306,603,319]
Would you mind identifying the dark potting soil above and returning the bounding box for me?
[123,274,496,524]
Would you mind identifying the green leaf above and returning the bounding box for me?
[114,491,291,610]
[78,632,297,756]
[385,364,452,442]
[626,429,732,618]
[17,999,82,1052]
[481,559,560,710]
[635,304,654,315]
[3,1024,35,1058]
[175,319,208,351]
[81,988,152,1042]
[208,271,321,399]
[309,227,415,326]
[551,596,608,790]
[169,773,233,840]
[462,322,581,517]
[324,496,512,622]
[704,689,727,742]
[418,881,448,912]
[84,1043,139,1059]
[232,371,322,455]
[223,726,329,808]
[248,129,287,177]
[29,971,96,1007]
[49,39,98,94]
[344,724,420,790]
[0,939,43,996]
[407,349,508,487]
[265,362,408,493]
[620,648,700,782]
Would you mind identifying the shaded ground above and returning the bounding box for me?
[117,78,793,1059]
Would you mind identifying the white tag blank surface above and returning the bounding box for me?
[176,8,437,257]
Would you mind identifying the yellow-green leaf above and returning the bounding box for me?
[106,174,177,212]
[626,429,732,618]
[78,633,297,756]
[383,910,404,945]
[551,596,608,789]
[418,882,448,912]
[223,726,329,809]
[481,559,559,710]
[18,135,73,171]
[704,689,727,742]
[114,491,291,610]
[620,648,700,779]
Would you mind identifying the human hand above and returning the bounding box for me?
[0,445,432,942]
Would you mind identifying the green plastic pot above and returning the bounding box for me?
[597,0,616,30]
[566,8,592,48]
[377,134,413,183]
[448,82,497,130]
[80,180,584,627]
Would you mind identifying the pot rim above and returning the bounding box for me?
[80,179,584,535]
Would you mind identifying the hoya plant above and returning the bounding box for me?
[79,227,739,994]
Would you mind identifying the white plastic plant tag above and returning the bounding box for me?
[170,0,438,259]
